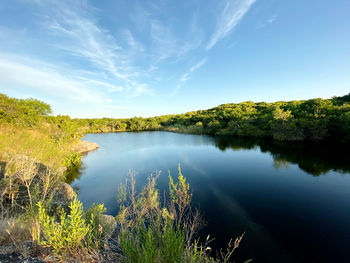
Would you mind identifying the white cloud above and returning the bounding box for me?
[130,83,154,97]
[46,6,126,80]
[257,14,278,29]
[150,20,181,62]
[37,0,153,97]
[171,58,207,96]
[0,53,105,103]
[122,29,145,52]
[77,78,124,92]
[206,0,256,50]
[150,16,203,64]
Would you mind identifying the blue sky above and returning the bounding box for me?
[0,0,349,118]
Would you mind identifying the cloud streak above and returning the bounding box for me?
[39,0,153,98]
[257,14,278,29]
[171,58,207,96]
[206,0,256,50]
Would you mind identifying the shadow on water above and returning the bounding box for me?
[214,136,350,176]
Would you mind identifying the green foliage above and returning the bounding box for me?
[0,93,52,127]
[64,152,82,179]
[37,195,91,255]
[119,220,186,263]
[69,92,350,142]
[2,92,350,145]
[115,167,244,263]
[332,93,350,105]
[169,164,192,218]
[19,98,52,116]
[84,203,108,247]
[116,169,196,263]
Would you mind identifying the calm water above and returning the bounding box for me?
[71,132,350,262]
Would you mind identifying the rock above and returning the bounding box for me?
[99,214,116,236]
[0,252,45,263]
[73,140,99,154]
[100,214,116,227]
[53,182,75,201]
[51,182,75,211]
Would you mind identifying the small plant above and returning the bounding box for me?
[84,203,108,248]
[64,152,82,171]
[169,164,192,220]
[37,194,90,255]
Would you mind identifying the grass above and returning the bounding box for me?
[114,167,246,263]
[0,123,75,172]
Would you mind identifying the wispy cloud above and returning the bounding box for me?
[131,83,154,97]
[0,53,105,104]
[257,14,278,29]
[206,0,256,50]
[78,78,124,93]
[180,58,208,83]
[149,11,203,64]
[37,0,153,98]
[150,19,180,62]
[171,58,207,96]
[122,29,145,52]
[45,1,127,80]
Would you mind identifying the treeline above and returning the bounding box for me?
[1,92,350,142]
[75,94,350,142]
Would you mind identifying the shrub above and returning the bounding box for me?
[64,152,82,172]
[37,194,90,255]
[1,155,61,216]
[84,203,109,248]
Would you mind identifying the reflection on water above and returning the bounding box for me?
[71,132,350,263]
[213,136,350,176]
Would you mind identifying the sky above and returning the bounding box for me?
[0,0,349,118]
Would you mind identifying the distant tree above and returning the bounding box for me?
[20,98,53,116]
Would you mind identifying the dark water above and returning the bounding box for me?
[71,132,350,262]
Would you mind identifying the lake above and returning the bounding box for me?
[71,131,350,262]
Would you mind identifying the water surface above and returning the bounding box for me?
[72,132,350,262]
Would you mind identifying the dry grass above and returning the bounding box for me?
[0,217,44,258]
[0,123,75,171]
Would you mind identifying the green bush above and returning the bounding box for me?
[37,194,91,255]
[84,203,108,248]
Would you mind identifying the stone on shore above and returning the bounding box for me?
[73,140,99,154]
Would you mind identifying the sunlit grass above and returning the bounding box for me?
[0,123,74,171]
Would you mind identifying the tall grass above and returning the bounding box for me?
[0,123,75,171]
[115,167,245,263]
